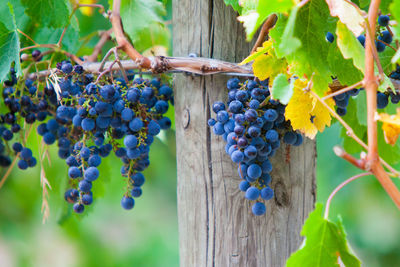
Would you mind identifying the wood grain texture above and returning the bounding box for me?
[173,1,317,266]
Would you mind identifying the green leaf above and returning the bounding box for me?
[223,0,242,13]
[270,0,344,95]
[287,203,361,267]
[116,0,170,52]
[21,0,70,28]
[239,0,294,40]
[34,26,80,54]
[356,90,367,126]
[271,74,293,104]
[379,44,395,75]
[336,21,365,73]
[0,3,21,83]
[340,98,367,154]
[276,6,301,57]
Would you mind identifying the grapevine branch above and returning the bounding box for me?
[324,172,372,219]
[251,14,278,53]
[85,29,113,62]
[309,90,400,178]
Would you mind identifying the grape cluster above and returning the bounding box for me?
[1,61,173,214]
[208,78,303,216]
[333,87,399,117]
[356,14,392,53]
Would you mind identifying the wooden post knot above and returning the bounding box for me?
[149,56,170,73]
[182,108,190,129]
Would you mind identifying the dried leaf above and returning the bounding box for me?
[325,0,366,36]
[377,108,400,145]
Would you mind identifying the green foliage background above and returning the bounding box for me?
[0,0,400,266]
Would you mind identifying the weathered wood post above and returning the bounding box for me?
[173,0,316,266]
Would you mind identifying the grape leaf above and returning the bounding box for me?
[115,0,170,52]
[325,0,365,36]
[287,203,361,267]
[276,6,301,57]
[0,3,21,83]
[378,121,400,164]
[21,0,70,28]
[252,52,287,82]
[285,79,334,139]
[379,45,395,75]
[340,98,367,154]
[240,40,272,65]
[336,21,365,73]
[356,90,367,126]
[238,0,294,41]
[377,109,400,145]
[223,0,242,13]
[34,27,80,54]
[270,74,293,105]
[270,0,343,96]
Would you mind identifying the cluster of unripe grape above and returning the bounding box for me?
[209,78,303,216]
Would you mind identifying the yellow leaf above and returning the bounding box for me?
[377,108,400,145]
[285,79,334,139]
[240,40,272,65]
[76,0,97,16]
[253,53,287,82]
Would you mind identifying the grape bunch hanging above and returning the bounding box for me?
[0,60,173,213]
[325,14,400,116]
[208,78,303,216]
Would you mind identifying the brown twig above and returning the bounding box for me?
[0,153,19,190]
[309,89,400,178]
[110,0,151,68]
[364,17,385,80]
[323,81,363,100]
[17,29,37,45]
[20,44,58,52]
[250,14,278,54]
[377,39,397,51]
[363,0,400,209]
[78,3,105,13]
[333,146,366,169]
[85,29,113,62]
[324,172,372,219]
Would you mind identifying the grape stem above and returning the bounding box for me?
[324,172,372,219]
[309,89,400,178]
[85,29,113,62]
[322,81,363,100]
[0,153,19,190]
[363,0,400,209]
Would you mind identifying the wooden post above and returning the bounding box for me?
[173,0,316,266]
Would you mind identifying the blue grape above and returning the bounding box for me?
[73,203,85,213]
[245,187,260,200]
[239,181,250,192]
[377,92,388,109]
[326,32,334,43]
[261,187,274,200]
[131,187,142,197]
[378,15,390,27]
[252,202,266,216]
[121,196,135,210]
[231,150,244,163]
[247,164,262,179]
[68,167,81,178]
[82,194,93,205]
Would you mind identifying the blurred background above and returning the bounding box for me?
[1,0,400,266]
